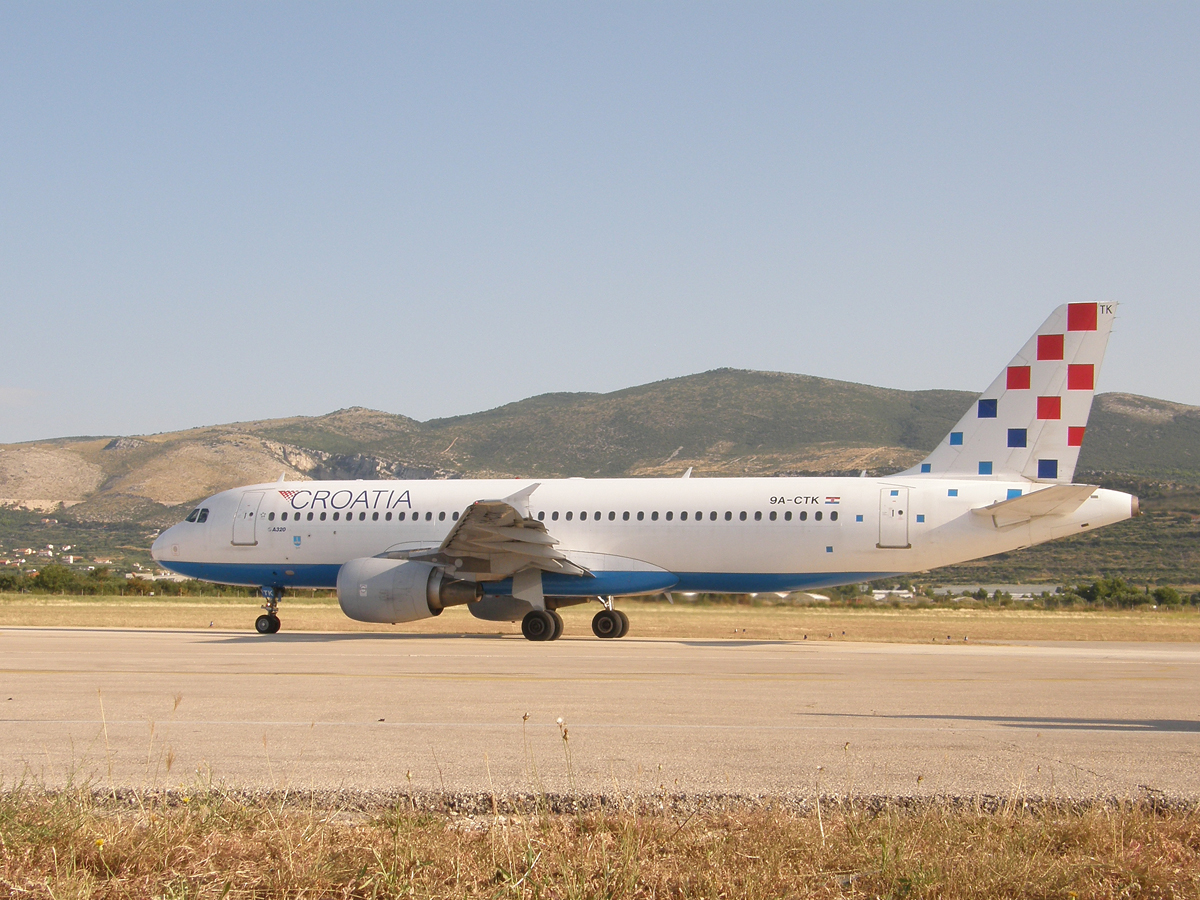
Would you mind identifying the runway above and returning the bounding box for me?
[2,627,1198,798]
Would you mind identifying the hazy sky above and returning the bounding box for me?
[2,3,1197,443]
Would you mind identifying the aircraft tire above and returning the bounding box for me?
[615,609,629,638]
[549,610,564,641]
[255,614,279,635]
[521,609,555,642]
[591,609,621,639]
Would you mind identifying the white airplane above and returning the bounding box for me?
[152,303,1137,640]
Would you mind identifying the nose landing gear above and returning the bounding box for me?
[256,587,283,634]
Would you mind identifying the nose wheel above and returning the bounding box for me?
[256,587,283,634]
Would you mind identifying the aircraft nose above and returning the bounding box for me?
[151,526,174,562]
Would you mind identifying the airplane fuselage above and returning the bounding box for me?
[153,475,1135,596]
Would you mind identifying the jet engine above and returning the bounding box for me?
[337,558,480,624]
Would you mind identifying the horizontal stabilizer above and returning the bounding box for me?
[971,484,1097,528]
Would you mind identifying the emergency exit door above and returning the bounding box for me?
[232,491,265,545]
[878,488,910,549]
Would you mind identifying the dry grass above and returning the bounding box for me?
[1,789,1198,898]
[4,592,1200,643]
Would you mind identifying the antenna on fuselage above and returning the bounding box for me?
[682,467,693,479]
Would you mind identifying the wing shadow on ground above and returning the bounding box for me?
[211,632,514,644]
[818,713,1200,733]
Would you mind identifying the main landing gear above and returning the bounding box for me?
[520,597,630,642]
[591,607,629,639]
[521,608,564,641]
[255,586,282,634]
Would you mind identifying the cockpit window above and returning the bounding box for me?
[185,509,200,523]
[197,509,209,523]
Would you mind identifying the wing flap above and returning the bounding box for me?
[418,484,590,580]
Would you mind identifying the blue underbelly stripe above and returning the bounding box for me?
[159,560,896,595]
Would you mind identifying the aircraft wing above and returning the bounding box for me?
[408,483,589,580]
[971,483,1097,528]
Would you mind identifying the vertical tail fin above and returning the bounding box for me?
[909,302,1117,483]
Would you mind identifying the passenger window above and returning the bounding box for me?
[831,511,838,521]
[452,511,459,521]
[622,511,630,521]
[709,511,716,521]
[769,511,777,521]
[580,511,587,521]
[608,511,615,521]
[666,511,674,521]
[333,512,340,521]
[651,512,659,521]
[320,512,327,521]
[438,512,446,521]
[679,511,687,521]
[754,511,762,521]
[425,512,432,521]
[538,511,545,521]
[385,512,392,521]
[268,512,276,521]
[552,511,559,521]
[697,511,704,521]
[637,511,644,521]
[307,512,314,521]
[799,511,807,521]
[739,511,747,521]
[372,512,379,521]
[397,511,406,521]
[725,511,732,521]
[815,511,823,521]
[566,511,573,521]
[185,509,199,523]
[784,511,792,521]
[359,512,366,521]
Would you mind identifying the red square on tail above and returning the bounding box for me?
[1007,366,1031,390]
[1037,396,1062,420]
[1067,364,1094,390]
[1067,302,1098,331]
[1037,334,1064,360]
[1068,426,1086,447]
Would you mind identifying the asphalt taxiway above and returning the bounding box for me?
[2,628,1197,797]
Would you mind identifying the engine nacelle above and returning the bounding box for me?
[337,558,481,624]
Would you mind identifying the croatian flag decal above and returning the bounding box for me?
[825,496,840,505]
[279,490,299,500]
[293,535,302,547]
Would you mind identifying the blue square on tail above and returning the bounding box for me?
[1038,458,1058,479]
[1007,428,1027,448]
[921,463,931,473]
[949,431,963,445]
[1007,488,1023,499]
[979,461,993,475]
[978,399,997,418]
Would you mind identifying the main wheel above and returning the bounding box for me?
[521,609,555,641]
[255,614,278,635]
[592,609,622,639]
[268,614,281,633]
[615,609,630,638]
[548,610,564,641]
